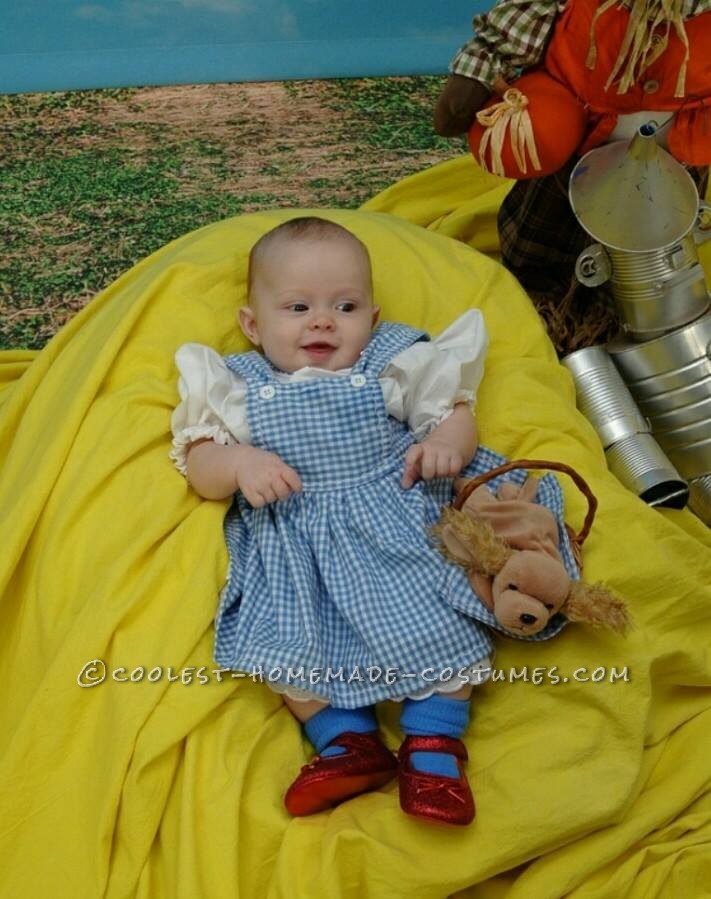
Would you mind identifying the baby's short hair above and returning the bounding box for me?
[247,216,371,298]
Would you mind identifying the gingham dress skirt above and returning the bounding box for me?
[214,322,575,708]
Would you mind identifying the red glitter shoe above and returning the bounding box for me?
[284,731,398,816]
[397,735,475,826]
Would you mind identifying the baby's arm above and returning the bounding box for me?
[401,403,478,489]
[186,439,302,506]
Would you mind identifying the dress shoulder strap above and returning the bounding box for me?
[354,322,429,377]
[222,349,273,384]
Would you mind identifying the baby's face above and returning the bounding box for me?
[240,237,380,373]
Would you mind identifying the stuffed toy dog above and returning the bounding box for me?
[433,476,631,636]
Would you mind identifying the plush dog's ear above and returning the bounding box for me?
[496,476,540,503]
[435,528,474,567]
[431,507,476,565]
[564,581,632,634]
[432,507,513,576]
[519,476,540,503]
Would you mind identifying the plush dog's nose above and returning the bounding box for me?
[520,613,537,626]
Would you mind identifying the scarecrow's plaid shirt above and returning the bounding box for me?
[450,0,711,87]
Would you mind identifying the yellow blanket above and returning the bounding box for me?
[1,159,711,899]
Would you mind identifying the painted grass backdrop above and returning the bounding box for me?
[1,77,464,349]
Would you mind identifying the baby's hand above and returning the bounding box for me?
[401,441,463,489]
[233,445,302,507]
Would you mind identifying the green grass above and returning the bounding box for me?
[0,76,462,349]
[326,77,453,152]
[1,143,283,346]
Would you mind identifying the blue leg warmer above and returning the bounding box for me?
[304,705,377,757]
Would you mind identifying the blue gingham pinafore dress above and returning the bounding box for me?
[214,322,575,708]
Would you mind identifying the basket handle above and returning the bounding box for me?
[452,459,598,560]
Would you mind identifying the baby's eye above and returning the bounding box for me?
[288,303,308,312]
[336,301,356,312]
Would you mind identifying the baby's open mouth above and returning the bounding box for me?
[303,343,335,352]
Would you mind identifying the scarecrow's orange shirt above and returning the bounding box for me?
[544,0,711,164]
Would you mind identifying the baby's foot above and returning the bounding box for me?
[409,750,458,777]
[284,731,398,816]
[398,735,475,825]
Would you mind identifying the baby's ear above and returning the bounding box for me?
[238,305,261,346]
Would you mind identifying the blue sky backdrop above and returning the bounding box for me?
[2,0,486,93]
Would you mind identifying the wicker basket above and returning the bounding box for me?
[452,459,598,572]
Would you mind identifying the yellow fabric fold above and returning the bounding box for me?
[1,167,710,899]
[0,349,38,412]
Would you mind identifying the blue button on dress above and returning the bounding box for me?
[213,322,575,708]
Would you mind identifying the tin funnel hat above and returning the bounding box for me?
[569,124,699,252]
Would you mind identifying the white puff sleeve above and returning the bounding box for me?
[169,343,250,476]
[380,310,488,440]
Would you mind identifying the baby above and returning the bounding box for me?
[171,216,502,826]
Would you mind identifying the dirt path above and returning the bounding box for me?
[1,77,462,348]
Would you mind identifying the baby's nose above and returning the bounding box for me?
[311,312,334,329]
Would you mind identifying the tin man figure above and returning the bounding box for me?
[563,124,711,524]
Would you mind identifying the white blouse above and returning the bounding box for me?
[170,309,488,475]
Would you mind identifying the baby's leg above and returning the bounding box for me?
[283,694,354,758]
[283,693,380,758]
[443,684,474,700]
[400,690,472,777]
[397,685,476,825]
[282,694,329,723]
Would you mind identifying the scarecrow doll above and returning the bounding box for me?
[435,0,711,351]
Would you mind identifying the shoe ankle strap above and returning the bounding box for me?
[399,735,468,760]
[329,730,380,750]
